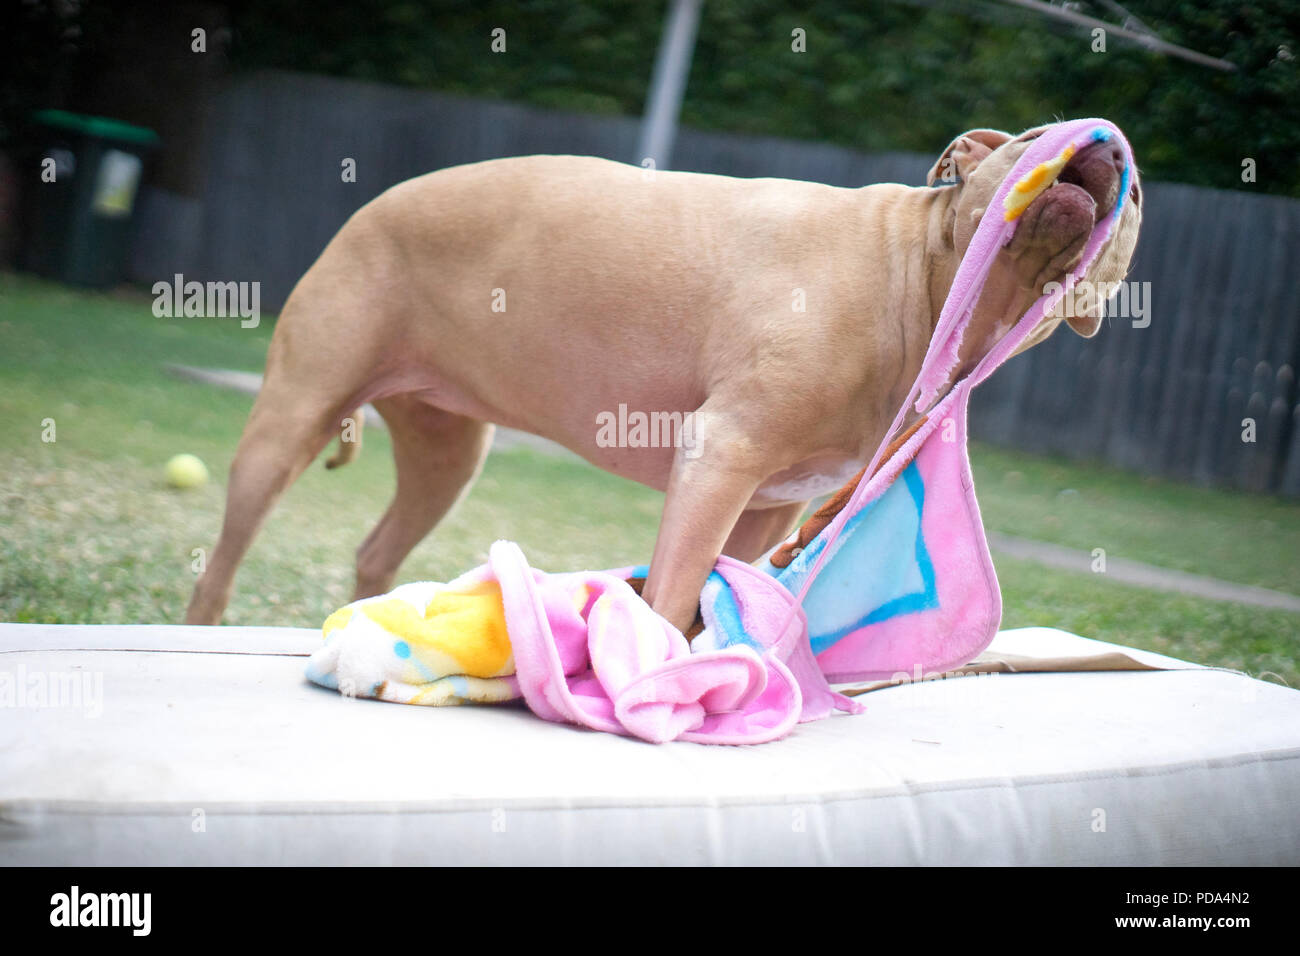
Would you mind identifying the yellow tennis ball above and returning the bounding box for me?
[165,453,209,489]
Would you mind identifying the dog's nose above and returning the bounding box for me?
[1058,140,1125,220]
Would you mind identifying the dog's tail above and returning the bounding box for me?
[324,406,364,469]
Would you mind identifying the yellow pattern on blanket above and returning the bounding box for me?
[312,579,519,706]
[1003,144,1077,221]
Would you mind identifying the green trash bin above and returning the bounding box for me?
[22,109,160,288]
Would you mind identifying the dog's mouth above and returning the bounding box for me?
[1000,135,1137,293]
[1044,139,1130,222]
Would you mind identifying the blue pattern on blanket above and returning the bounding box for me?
[641,463,938,657]
[766,462,938,654]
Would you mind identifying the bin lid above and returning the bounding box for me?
[32,109,160,147]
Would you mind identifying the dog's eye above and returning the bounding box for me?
[1129,179,1142,205]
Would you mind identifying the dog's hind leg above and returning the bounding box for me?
[352,395,493,600]
[184,370,345,624]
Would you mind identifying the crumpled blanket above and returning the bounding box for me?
[306,540,856,744]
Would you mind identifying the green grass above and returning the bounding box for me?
[0,272,661,628]
[1,272,1296,687]
[970,444,1300,597]
[993,556,1298,686]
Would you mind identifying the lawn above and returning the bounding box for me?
[2,272,1297,687]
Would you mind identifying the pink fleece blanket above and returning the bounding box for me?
[491,542,813,744]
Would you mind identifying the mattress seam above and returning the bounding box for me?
[4,745,1298,816]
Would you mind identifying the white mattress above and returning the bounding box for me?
[2,622,1297,865]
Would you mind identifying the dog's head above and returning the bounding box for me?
[926,124,1143,342]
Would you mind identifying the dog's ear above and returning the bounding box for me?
[1065,311,1103,338]
[1062,283,1106,337]
[926,129,1014,186]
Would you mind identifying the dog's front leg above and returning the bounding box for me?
[641,411,768,634]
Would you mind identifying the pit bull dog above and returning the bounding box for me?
[185,122,1141,631]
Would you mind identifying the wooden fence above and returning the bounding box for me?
[142,70,1300,495]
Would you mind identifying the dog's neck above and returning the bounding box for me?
[920,184,965,345]
[869,184,966,419]
[913,183,1045,396]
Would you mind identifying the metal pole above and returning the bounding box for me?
[637,0,703,170]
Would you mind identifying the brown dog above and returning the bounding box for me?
[185,123,1141,630]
